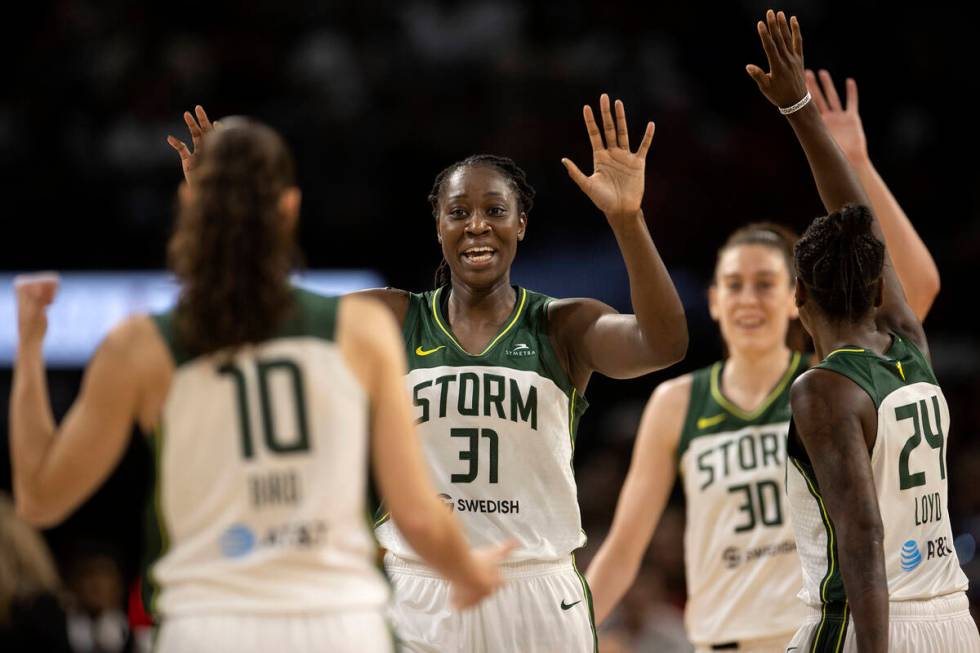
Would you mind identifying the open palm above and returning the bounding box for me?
[167,105,216,183]
[807,69,868,163]
[563,94,654,222]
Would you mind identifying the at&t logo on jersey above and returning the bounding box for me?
[220,524,257,558]
[219,520,327,558]
[901,540,922,571]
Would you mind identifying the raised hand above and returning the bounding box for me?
[807,69,868,163]
[14,273,60,349]
[167,105,216,184]
[562,94,655,225]
[746,10,808,110]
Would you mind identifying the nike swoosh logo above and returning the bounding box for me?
[560,600,581,610]
[697,413,725,429]
[415,345,446,356]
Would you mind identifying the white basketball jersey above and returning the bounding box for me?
[676,353,808,645]
[375,287,588,562]
[143,291,389,618]
[787,336,968,647]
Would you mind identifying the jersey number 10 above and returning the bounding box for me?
[219,359,312,459]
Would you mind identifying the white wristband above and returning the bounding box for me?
[779,91,812,115]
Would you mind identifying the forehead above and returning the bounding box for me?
[717,243,789,277]
[443,165,514,200]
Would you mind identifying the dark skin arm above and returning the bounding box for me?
[747,10,926,356]
[168,102,687,381]
[791,369,888,653]
[553,95,688,392]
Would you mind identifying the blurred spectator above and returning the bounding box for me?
[0,493,71,653]
[62,542,129,653]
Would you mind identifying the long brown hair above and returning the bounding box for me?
[168,118,298,356]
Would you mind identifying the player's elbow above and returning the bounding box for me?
[649,328,688,371]
[14,492,66,529]
[391,503,449,548]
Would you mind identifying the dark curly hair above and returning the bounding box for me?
[794,204,885,322]
[427,155,536,288]
[168,117,299,357]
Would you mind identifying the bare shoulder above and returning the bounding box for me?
[637,373,693,451]
[101,315,169,366]
[337,294,405,388]
[790,368,870,422]
[547,296,617,326]
[652,373,694,409]
[347,287,412,325]
[338,294,401,344]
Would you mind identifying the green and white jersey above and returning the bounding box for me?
[786,335,968,646]
[143,289,388,618]
[375,286,588,562]
[677,352,809,645]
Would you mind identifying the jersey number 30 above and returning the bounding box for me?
[219,359,312,459]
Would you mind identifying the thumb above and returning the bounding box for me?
[745,64,768,87]
[561,158,589,191]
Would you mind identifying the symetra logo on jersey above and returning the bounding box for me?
[505,343,536,357]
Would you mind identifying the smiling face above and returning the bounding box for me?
[434,165,527,289]
[709,243,798,357]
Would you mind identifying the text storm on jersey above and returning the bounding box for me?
[412,373,538,429]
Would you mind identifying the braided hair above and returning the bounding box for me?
[794,204,885,322]
[427,155,536,288]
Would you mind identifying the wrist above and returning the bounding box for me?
[16,339,44,359]
[605,208,644,227]
[847,151,872,168]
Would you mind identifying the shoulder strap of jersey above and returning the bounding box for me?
[149,309,191,366]
[279,288,340,342]
[676,364,716,461]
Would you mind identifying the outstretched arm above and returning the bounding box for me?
[10,276,161,527]
[747,10,924,352]
[556,95,687,387]
[339,295,512,608]
[807,70,940,321]
[585,376,687,624]
[791,371,889,653]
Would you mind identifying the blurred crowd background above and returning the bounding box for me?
[1,1,976,651]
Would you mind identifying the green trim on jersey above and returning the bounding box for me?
[151,287,341,367]
[402,286,584,399]
[677,351,809,462]
[140,424,169,618]
[789,456,850,652]
[430,286,528,357]
[572,555,599,653]
[815,334,935,409]
[786,333,936,649]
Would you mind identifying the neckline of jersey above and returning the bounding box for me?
[823,333,901,363]
[430,286,528,357]
[710,350,803,422]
